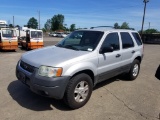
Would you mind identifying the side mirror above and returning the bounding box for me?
[99,46,114,54]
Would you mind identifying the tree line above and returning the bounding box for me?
[113,22,159,34]
[8,14,160,34]
[44,14,76,32]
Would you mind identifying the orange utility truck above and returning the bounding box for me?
[21,29,43,50]
[0,28,18,51]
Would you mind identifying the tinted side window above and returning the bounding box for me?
[101,33,119,51]
[132,32,142,46]
[121,32,134,49]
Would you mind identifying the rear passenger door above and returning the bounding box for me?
[97,32,122,82]
[120,32,135,71]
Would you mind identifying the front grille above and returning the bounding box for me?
[20,61,35,73]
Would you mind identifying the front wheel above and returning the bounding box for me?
[128,59,140,80]
[64,73,93,109]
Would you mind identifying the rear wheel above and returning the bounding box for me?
[64,73,93,109]
[128,59,140,80]
[21,42,25,49]
[26,44,30,51]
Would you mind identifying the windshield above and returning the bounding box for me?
[0,24,7,28]
[56,31,103,51]
[31,31,42,38]
[2,29,16,37]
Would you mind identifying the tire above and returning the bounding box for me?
[128,59,140,80]
[21,43,24,49]
[26,44,29,51]
[64,73,93,109]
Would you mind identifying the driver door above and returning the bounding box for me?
[97,32,122,82]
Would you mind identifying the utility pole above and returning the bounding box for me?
[149,22,150,29]
[141,0,149,36]
[13,16,14,27]
[38,11,40,29]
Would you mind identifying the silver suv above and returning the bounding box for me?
[16,27,143,109]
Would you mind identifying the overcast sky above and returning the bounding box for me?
[0,0,159,31]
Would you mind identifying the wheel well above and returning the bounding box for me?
[72,70,95,84]
[135,56,142,63]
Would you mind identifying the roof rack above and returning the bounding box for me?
[90,26,115,29]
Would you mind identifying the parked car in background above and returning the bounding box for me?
[52,33,57,37]
[56,32,67,38]
[48,32,53,36]
[61,33,67,38]
[56,32,63,37]
[49,32,57,37]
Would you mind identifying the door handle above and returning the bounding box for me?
[116,54,121,58]
[132,50,135,54]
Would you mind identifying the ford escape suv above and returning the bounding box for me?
[16,27,143,109]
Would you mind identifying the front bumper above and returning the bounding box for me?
[16,61,70,99]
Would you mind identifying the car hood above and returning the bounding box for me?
[21,46,90,68]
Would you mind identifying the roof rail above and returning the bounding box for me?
[90,26,115,29]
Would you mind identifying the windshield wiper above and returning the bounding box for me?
[64,45,79,51]
[55,44,63,47]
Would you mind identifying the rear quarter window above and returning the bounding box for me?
[132,32,142,46]
[120,32,134,49]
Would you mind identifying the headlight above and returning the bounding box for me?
[38,66,62,77]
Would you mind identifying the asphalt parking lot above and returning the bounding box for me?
[0,37,160,120]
